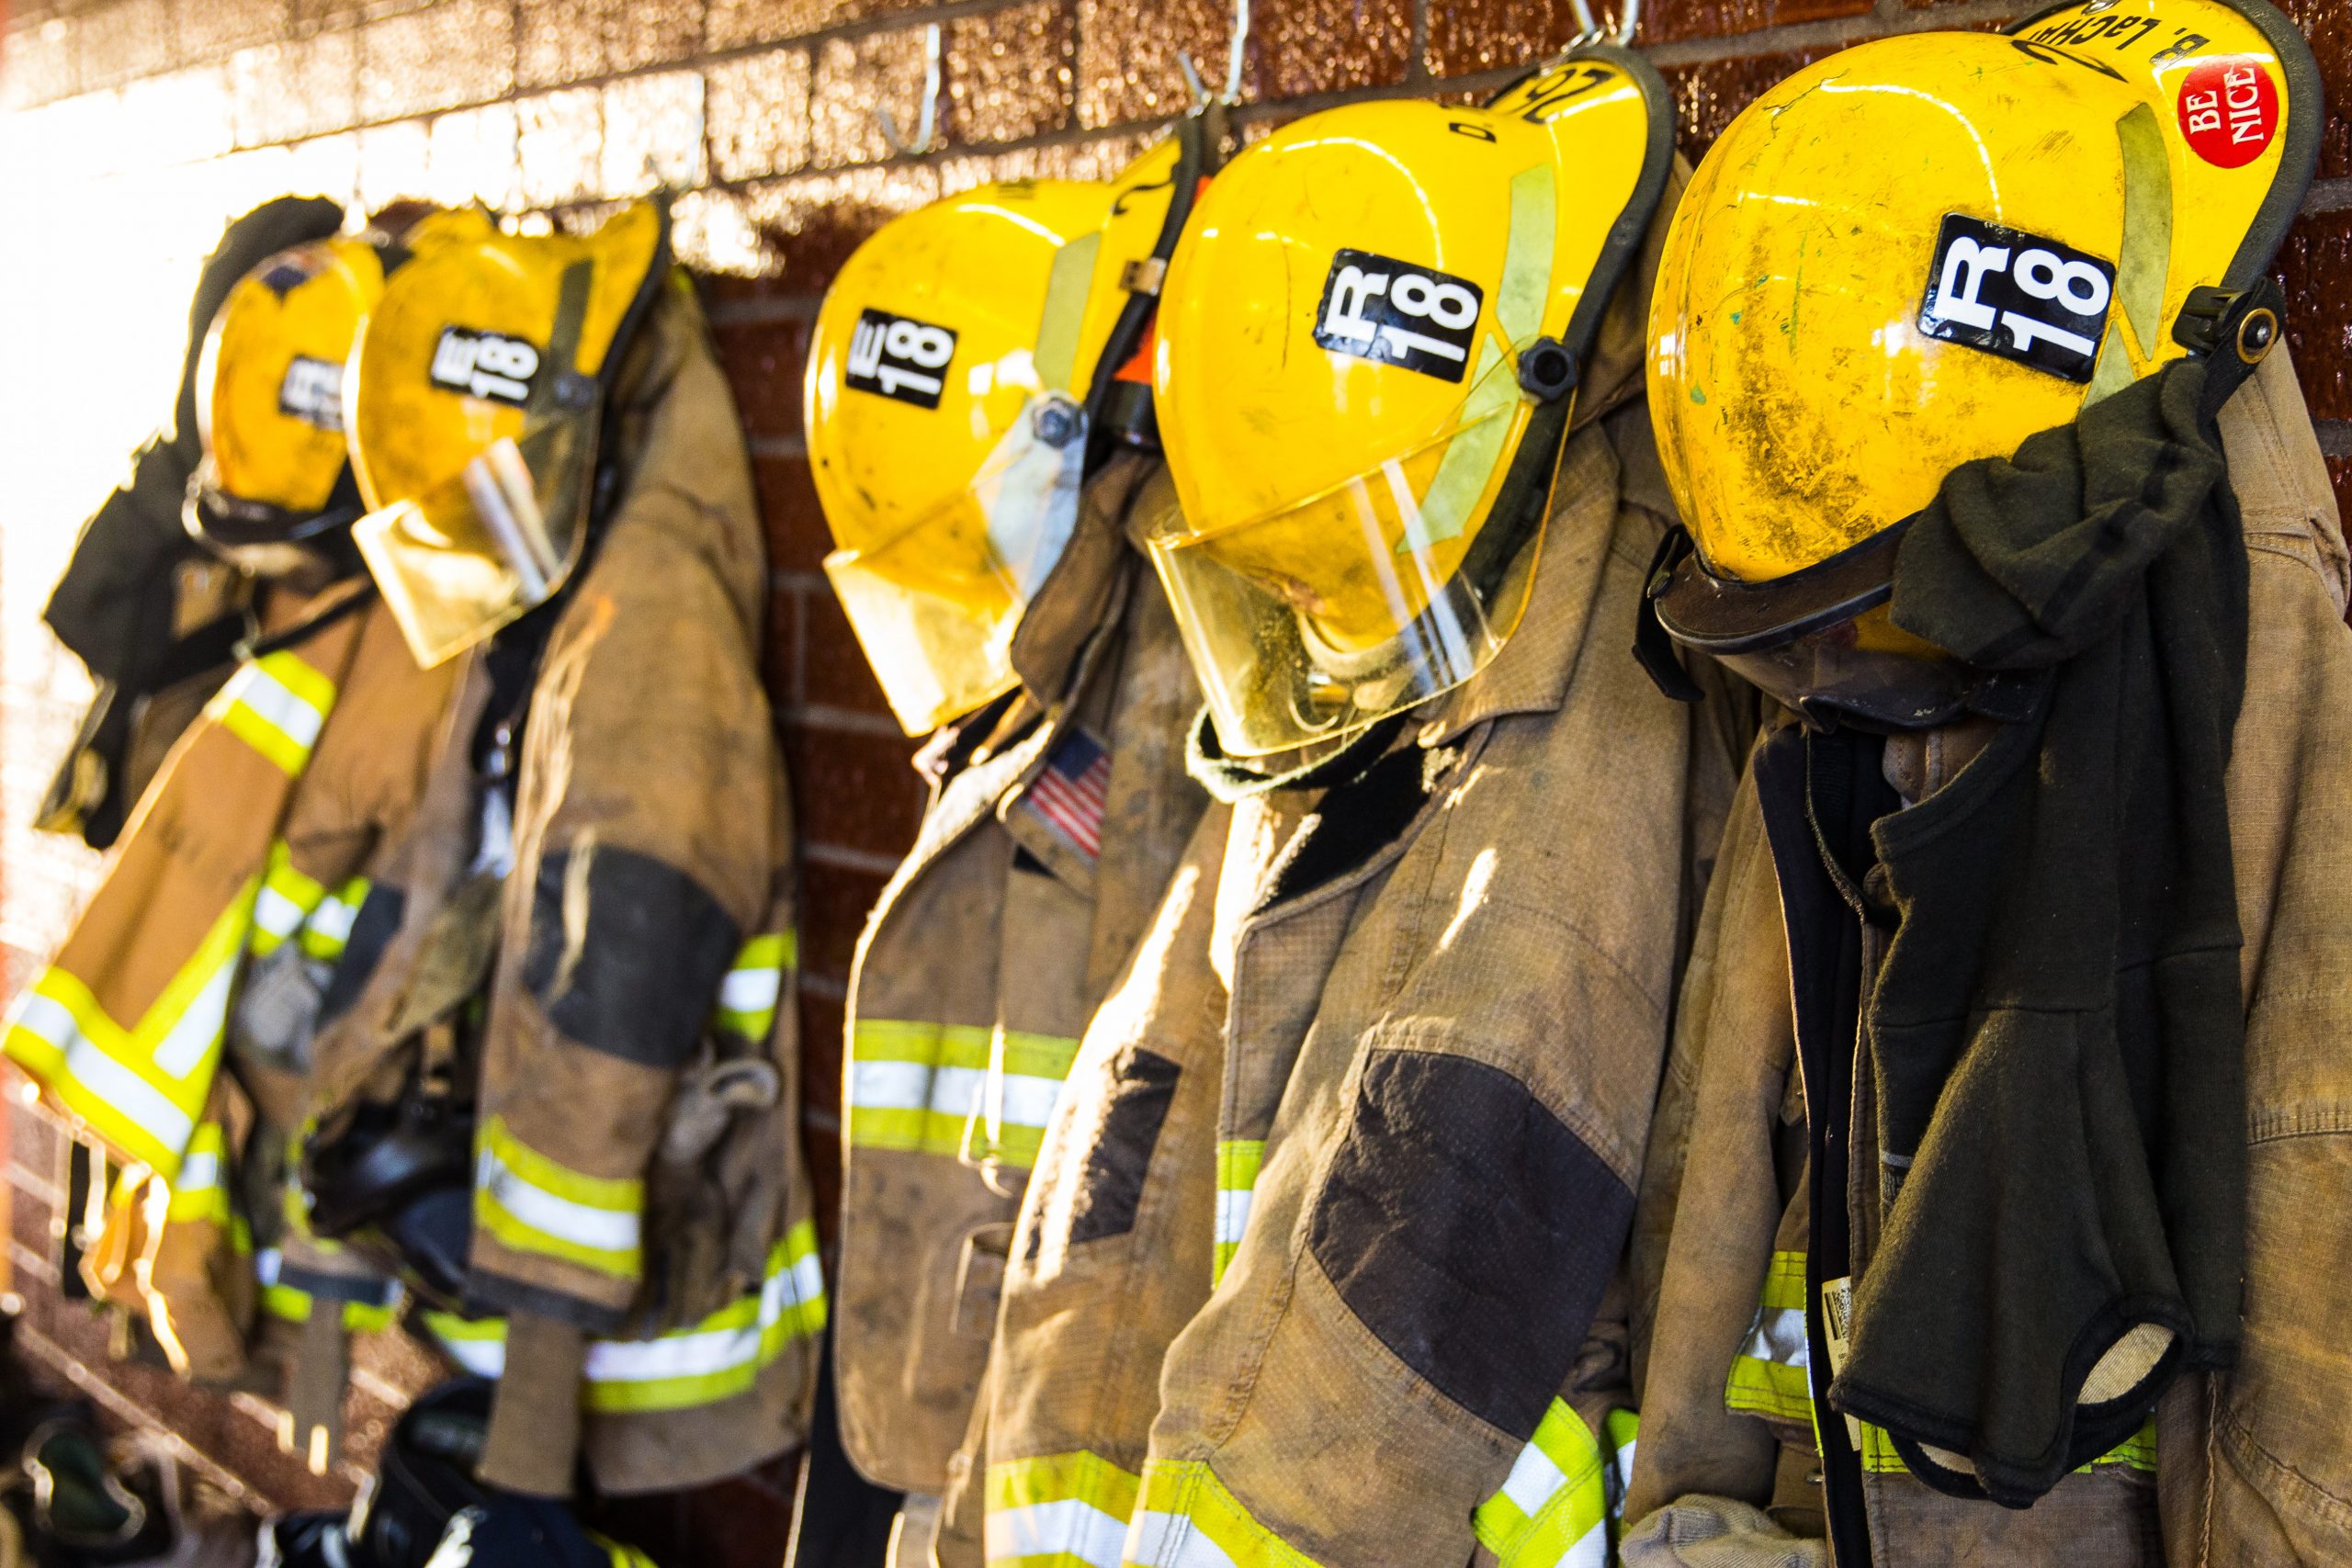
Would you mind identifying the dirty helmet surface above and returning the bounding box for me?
[1644,0,2319,728]
[347,201,670,667]
[187,237,387,579]
[1145,51,1675,757]
[804,127,1205,736]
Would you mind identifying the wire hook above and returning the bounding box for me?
[1175,0,1250,109]
[875,21,944,156]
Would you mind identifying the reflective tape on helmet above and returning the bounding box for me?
[165,1122,233,1226]
[420,1218,827,1412]
[846,1020,1079,1167]
[474,1114,642,1280]
[1724,1250,2156,1475]
[2,884,258,1181]
[300,875,370,963]
[1474,1401,1631,1568]
[1723,1249,1814,1427]
[1212,1140,1264,1286]
[714,930,796,1042]
[207,649,337,775]
[1122,1461,1317,1568]
[987,1450,1142,1568]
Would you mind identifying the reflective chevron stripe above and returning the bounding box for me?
[249,842,325,959]
[1212,1140,1264,1286]
[1123,1461,1319,1568]
[987,1451,1143,1568]
[715,931,796,1042]
[209,649,335,775]
[1474,1402,1634,1568]
[475,1114,642,1280]
[164,1122,232,1225]
[846,1020,1080,1168]
[420,1218,826,1411]
[300,875,369,963]
[2,886,257,1181]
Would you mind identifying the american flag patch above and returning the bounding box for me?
[1024,728,1111,861]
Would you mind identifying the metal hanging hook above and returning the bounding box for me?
[1611,0,1642,46]
[1175,0,1250,109]
[875,21,944,156]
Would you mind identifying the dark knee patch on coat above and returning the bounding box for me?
[1063,1047,1182,1247]
[521,844,741,1067]
[1309,1047,1634,1438]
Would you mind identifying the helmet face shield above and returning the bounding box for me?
[353,412,593,667]
[347,200,668,667]
[1146,352,1554,754]
[1153,51,1674,757]
[822,391,1089,734]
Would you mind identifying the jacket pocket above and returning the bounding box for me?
[1023,1045,1181,1258]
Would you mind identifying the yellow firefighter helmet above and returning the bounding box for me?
[188,237,386,577]
[805,127,1207,736]
[1645,0,2318,727]
[1145,50,1676,756]
[347,199,670,667]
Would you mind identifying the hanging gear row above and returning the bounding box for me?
[3,0,2341,1564]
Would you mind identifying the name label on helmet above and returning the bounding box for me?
[277,355,345,432]
[846,308,957,409]
[1314,249,1484,384]
[429,328,542,406]
[1917,215,2114,385]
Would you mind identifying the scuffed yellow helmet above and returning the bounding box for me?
[347,200,670,667]
[806,127,1207,736]
[1645,0,2318,728]
[1146,50,1676,757]
[188,237,385,577]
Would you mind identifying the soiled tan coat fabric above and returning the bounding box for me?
[307,281,821,1495]
[1623,346,2352,1567]
[6,585,456,1385]
[984,406,1749,1568]
[833,454,1208,1517]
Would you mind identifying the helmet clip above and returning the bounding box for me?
[1517,336,1579,402]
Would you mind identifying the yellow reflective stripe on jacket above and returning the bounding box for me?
[1123,1461,1320,1568]
[1474,1400,1617,1568]
[249,842,325,959]
[1724,1249,1812,1427]
[1213,1140,1264,1286]
[474,1113,642,1280]
[1726,1251,2155,1475]
[300,875,369,963]
[1,885,256,1180]
[847,1019,1080,1166]
[715,931,795,1042]
[164,1122,232,1225]
[419,1218,827,1411]
[588,1531,659,1568]
[208,649,336,776]
[987,1450,1142,1568]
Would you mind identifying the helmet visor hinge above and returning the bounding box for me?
[1517,335,1579,402]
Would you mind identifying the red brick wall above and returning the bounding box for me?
[0,0,2344,1541]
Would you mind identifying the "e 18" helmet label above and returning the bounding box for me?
[277,355,345,432]
[846,309,957,409]
[1917,214,2116,385]
[1314,249,1485,384]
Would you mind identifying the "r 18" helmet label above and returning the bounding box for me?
[1917,214,2116,385]
[1314,248,1485,384]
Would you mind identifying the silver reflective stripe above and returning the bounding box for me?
[475,1147,641,1256]
[15,994,195,1152]
[1124,1512,1238,1568]
[987,1498,1127,1568]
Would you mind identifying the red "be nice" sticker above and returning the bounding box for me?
[2177,57,2279,169]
